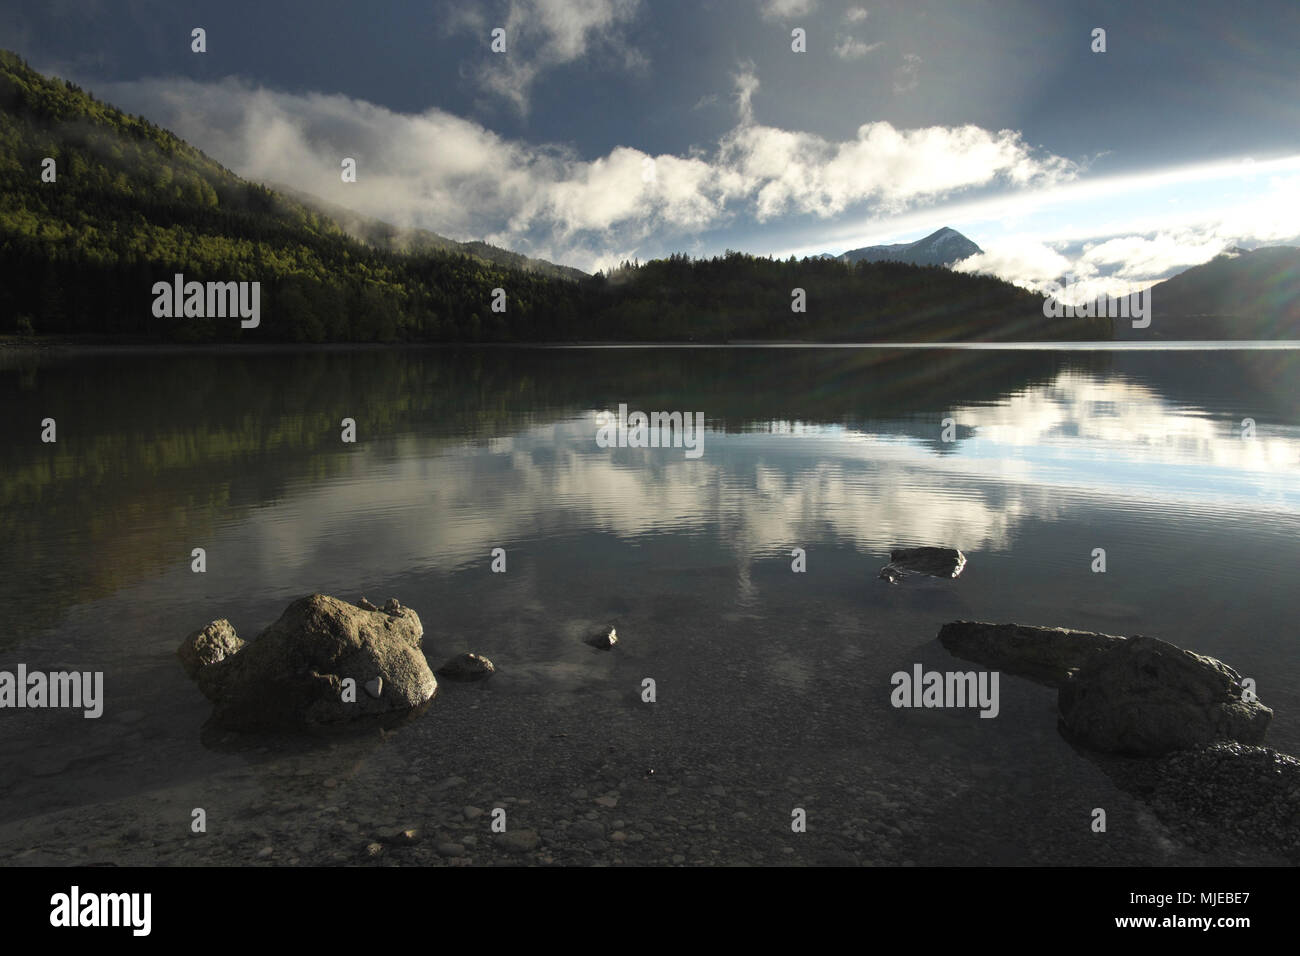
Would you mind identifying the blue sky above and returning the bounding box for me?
[4,0,1299,294]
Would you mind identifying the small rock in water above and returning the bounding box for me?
[357,597,379,611]
[586,626,618,649]
[383,598,402,615]
[379,827,422,846]
[364,676,383,699]
[878,546,967,584]
[437,653,496,682]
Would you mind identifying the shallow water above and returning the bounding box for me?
[1,345,1297,865]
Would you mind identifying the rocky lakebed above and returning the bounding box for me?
[3,546,1297,868]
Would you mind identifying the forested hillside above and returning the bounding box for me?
[0,51,1106,343]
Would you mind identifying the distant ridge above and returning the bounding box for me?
[839,227,983,268]
[1115,246,1300,340]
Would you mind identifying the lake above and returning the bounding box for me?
[1,344,1297,865]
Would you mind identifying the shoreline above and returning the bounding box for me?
[5,335,1297,357]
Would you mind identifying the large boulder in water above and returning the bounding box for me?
[938,620,1124,687]
[181,594,437,731]
[1058,635,1271,756]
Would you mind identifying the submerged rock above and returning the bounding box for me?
[878,547,966,584]
[181,594,437,731]
[1058,635,1271,756]
[437,653,496,682]
[586,626,618,649]
[938,620,1124,687]
[1148,742,1300,862]
[177,619,246,681]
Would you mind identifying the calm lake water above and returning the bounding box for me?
[1,345,1298,865]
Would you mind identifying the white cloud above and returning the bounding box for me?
[956,213,1300,304]
[720,105,1079,220]
[834,37,882,60]
[893,52,921,93]
[758,0,818,19]
[448,0,643,113]
[951,241,1074,288]
[845,7,869,23]
[779,156,1300,297]
[96,68,1081,272]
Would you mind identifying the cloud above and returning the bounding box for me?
[758,0,818,19]
[893,52,921,93]
[834,37,882,60]
[955,208,1300,303]
[445,0,643,113]
[844,7,869,22]
[733,62,761,124]
[781,155,1300,297]
[953,234,1223,303]
[95,68,1080,272]
[719,70,1079,219]
[951,240,1074,288]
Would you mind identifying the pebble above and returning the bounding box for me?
[437,842,465,857]
[498,829,540,853]
[463,806,484,820]
[571,820,605,841]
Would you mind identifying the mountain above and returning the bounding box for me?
[0,49,588,343]
[0,51,1105,343]
[1114,246,1300,339]
[839,227,983,268]
[267,181,587,281]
